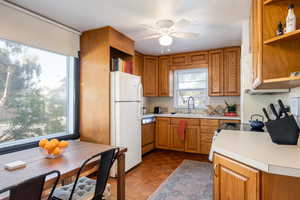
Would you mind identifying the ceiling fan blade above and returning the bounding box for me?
[171,32,200,39]
[135,33,161,41]
[174,19,191,29]
[140,24,160,33]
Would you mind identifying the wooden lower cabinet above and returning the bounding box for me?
[214,153,300,200]
[155,118,170,149]
[142,122,155,155]
[213,154,260,200]
[170,124,185,151]
[154,118,240,154]
[185,126,201,153]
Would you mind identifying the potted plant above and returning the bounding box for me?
[224,101,238,116]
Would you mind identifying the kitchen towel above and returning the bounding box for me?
[177,120,187,140]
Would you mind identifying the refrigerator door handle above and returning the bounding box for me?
[138,83,143,101]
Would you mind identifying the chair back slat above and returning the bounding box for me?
[93,148,119,199]
[68,148,119,200]
[9,170,60,200]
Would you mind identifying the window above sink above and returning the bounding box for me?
[173,68,208,109]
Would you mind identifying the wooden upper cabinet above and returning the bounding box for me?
[189,51,208,66]
[158,56,173,97]
[170,54,189,66]
[108,27,134,55]
[209,49,224,96]
[224,47,240,96]
[214,154,260,200]
[155,118,170,149]
[170,51,209,70]
[133,52,143,77]
[250,0,300,89]
[143,56,158,96]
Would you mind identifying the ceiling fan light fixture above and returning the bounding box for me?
[159,35,173,46]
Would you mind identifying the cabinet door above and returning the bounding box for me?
[170,124,185,151]
[143,56,158,96]
[214,154,260,200]
[142,123,155,146]
[185,126,200,153]
[209,50,224,96]
[189,51,208,66]
[224,47,240,96]
[170,54,188,66]
[155,118,170,149]
[133,51,143,77]
[158,56,172,97]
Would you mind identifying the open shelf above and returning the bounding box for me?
[263,76,300,89]
[264,0,285,5]
[264,29,300,45]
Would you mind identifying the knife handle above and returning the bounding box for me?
[270,103,279,119]
[263,108,270,121]
[278,99,288,116]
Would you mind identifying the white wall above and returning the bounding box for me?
[240,20,294,123]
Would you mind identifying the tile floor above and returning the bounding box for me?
[109,149,210,200]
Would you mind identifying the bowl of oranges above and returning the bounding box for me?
[39,138,69,159]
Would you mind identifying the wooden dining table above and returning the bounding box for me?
[0,140,127,200]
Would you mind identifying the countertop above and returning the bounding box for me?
[211,130,300,178]
[142,113,240,120]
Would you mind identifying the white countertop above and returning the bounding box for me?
[211,130,300,178]
[142,113,240,120]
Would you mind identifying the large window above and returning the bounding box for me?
[0,38,77,151]
[173,68,208,109]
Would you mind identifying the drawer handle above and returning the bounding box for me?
[213,164,218,177]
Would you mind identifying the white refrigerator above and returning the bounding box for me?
[110,72,143,175]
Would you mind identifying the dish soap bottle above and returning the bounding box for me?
[286,4,296,33]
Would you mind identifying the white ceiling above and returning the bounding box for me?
[9,0,250,55]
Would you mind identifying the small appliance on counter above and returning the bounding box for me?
[154,106,163,114]
[249,114,265,131]
[263,99,300,145]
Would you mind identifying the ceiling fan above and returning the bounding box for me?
[138,19,201,47]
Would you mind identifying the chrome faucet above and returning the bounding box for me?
[187,96,195,114]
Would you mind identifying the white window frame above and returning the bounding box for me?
[173,68,208,109]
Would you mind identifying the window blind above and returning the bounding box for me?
[0,2,80,57]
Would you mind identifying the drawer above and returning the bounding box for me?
[201,134,214,143]
[201,119,219,126]
[171,118,200,126]
[200,126,218,134]
[200,142,212,155]
[142,143,155,155]
[219,119,240,125]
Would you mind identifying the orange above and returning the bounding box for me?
[52,147,62,156]
[44,141,56,153]
[58,141,69,148]
[39,139,48,148]
[50,139,60,148]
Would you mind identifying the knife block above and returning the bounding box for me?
[265,115,300,145]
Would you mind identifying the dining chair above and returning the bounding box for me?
[9,170,60,200]
[52,148,119,200]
